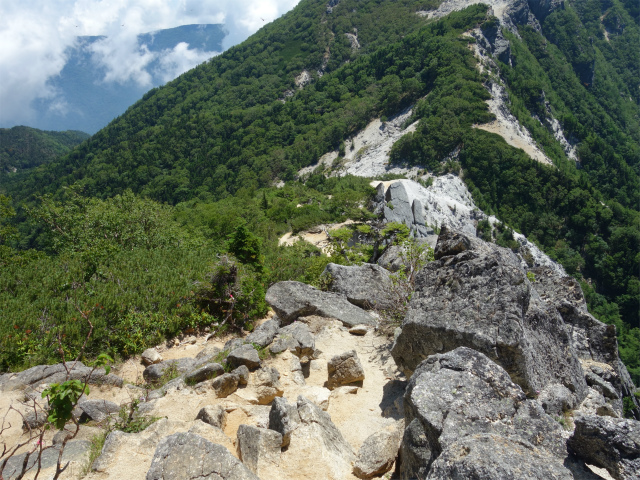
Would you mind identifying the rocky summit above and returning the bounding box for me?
[2,223,638,480]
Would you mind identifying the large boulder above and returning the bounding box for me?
[143,358,196,383]
[353,425,402,478]
[145,432,258,480]
[531,266,639,417]
[236,425,282,476]
[227,344,261,370]
[211,373,239,398]
[391,228,588,401]
[268,395,355,479]
[568,415,640,480]
[399,347,573,479]
[252,366,284,405]
[426,434,575,480]
[245,317,280,347]
[196,405,227,430]
[269,322,315,357]
[184,363,224,384]
[0,362,122,392]
[77,399,120,423]
[322,263,395,309]
[265,281,376,327]
[269,397,301,447]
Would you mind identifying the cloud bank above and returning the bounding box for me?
[0,0,300,128]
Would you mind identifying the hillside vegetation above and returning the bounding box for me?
[0,126,89,176]
[0,1,638,383]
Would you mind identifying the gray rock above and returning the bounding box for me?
[141,348,163,366]
[353,427,402,478]
[0,362,122,392]
[391,228,588,401]
[211,373,239,398]
[195,344,222,364]
[223,338,245,353]
[146,377,186,400]
[568,415,640,480]
[537,383,576,417]
[77,399,120,423]
[427,434,574,480]
[184,363,224,384]
[265,281,376,327]
[236,425,282,476]
[270,322,315,357]
[296,395,355,461]
[433,225,473,259]
[227,344,261,370]
[145,432,258,480]
[399,347,570,479]
[529,266,638,418]
[253,367,284,405]
[322,263,395,309]
[327,350,365,390]
[290,356,305,386]
[143,358,196,383]
[585,371,619,400]
[233,365,250,385]
[269,397,301,447]
[245,318,280,347]
[377,244,407,272]
[196,405,227,430]
[22,408,47,430]
[2,440,90,478]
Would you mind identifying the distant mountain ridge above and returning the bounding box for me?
[30,24,227,134]
[0,126,89,176]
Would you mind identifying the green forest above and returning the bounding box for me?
[0,0,638,389]
[0,126,89,177]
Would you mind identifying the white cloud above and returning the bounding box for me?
[155,42,218,84]
[0,0,301,128]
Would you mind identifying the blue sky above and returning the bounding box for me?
[0,0,300,127]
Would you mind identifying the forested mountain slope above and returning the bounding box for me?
[0,0,638,386]
[0,126,89,176]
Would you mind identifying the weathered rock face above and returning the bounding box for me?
[568,415,640,480]
[266,281,376,327]
[236,425,282,476]
[426,434,574,480]
[0,362,123,392]
[530,266,639,417]
[268,397,301,447]
[145,432,258,480]
[322,263,395,309]
[391,228,588,401]
[268,395,355,478]
[399,347,573,479]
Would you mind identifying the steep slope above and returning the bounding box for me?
[0,0,638,377]
[0,126,89,176]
